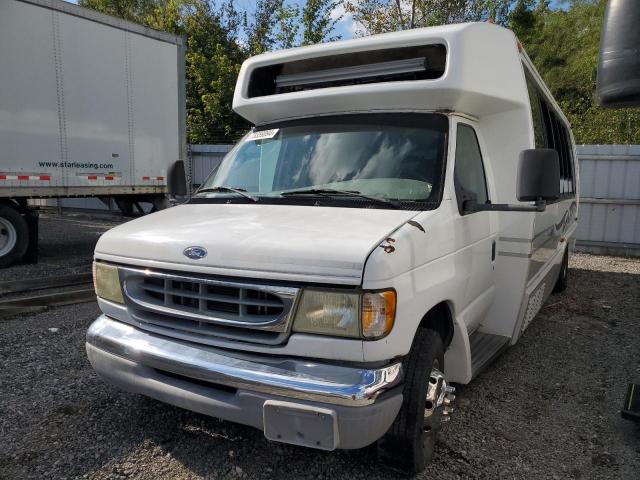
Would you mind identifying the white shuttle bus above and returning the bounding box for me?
[87,23,578,472]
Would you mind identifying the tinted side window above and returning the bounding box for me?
[524,70,546,149]
[524,64,575,198]
[539,95,575,197]
[559,126,575,194]
[455,124,488,213]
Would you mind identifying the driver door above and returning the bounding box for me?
[451,118,497,332]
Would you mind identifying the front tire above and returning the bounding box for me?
[0,204,29,268]
[378,327,446,474]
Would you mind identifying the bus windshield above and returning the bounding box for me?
[195,113,448,209]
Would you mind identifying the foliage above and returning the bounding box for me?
[79,0,162,23]
[510,0,639,144]
[244,0,284,55]
[343,0,514,35]
[274,3,302,50]
[243,0,340,52]
[301,0,342,45]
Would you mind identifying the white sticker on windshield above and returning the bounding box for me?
[246,129,279,141]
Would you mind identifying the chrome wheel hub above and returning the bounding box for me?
[424,366,455,429]
[0,217,17,257]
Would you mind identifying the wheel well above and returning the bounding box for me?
[418,302,454,347]
[0,198,25,212]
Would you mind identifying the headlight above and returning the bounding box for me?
[92,262,124,304]
[292,289,396,339]
[292,290,360,337]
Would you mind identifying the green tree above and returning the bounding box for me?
[508,0,536,39]
[301,0,341,45]
[343,0,514,35]
[244,0,339,51]
[510,0,640,144]
[244,0,284,55]
[79,0,161,22]
[274,3,301,49]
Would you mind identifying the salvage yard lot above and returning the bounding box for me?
[1,215,639,479]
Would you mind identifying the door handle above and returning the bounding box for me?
[491,240,496,261]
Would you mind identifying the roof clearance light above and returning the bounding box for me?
[274,57,427,89]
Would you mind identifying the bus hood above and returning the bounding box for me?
[95,203,418,285]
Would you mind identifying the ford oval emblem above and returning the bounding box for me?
[183,246,208,260]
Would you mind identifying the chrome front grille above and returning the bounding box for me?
[120,267,300,345]
[138,276,287,320]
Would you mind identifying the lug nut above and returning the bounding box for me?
[444,406,454,415]
[445,386,456,394]
[445,393,456,402]
[441,415,450,423]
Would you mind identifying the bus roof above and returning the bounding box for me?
[233,22,527,125]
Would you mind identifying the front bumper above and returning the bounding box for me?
[86,315,403,450]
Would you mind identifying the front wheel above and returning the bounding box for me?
[378,327,451,474]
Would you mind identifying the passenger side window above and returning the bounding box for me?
[539,98,576,197]
[524,70,546,149]
[523,65,575,198]
[454,124,489,214]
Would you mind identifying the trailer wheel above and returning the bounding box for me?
[378,327,446,474]
[0,204,29,268]
[553,247,569,293]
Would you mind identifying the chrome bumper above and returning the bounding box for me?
[86,315,402,407]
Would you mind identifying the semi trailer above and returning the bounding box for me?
[0,0,186,267]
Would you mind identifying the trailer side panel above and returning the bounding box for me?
[0,0,184,198]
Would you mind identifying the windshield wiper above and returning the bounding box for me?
[280,188,400,208]
[196,186,258,202]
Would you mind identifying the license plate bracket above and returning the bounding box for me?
[263,400,338,451]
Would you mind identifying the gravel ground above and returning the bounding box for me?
[1,215,639,479]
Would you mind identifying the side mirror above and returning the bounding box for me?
[517,149,560,203]
[168,160,188,197]
[461,149,560,214]
[597,0,640,107]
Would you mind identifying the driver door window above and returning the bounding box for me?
[454,124,489,213]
